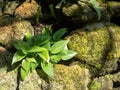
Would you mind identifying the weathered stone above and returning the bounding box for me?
[0,46,13,68]
[15,0,39,19]
[66,22,120,75]
[4,1,19,15]
[89,75,113,90]
[0,68,42,90]
[0,0,4,16]
[0,20,34,48]
[61,0,110,26]
[0,15,15,26]
[49,64,91,90]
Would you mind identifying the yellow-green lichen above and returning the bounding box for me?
[89,80,101,90]
[66,22,120,73]
[49,64,91,90]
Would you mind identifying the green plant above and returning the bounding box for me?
[89,0,101,20]
[12,26,77,80]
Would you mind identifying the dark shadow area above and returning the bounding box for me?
[110,16,120,26]
[113,81,120,88]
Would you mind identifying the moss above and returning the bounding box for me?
[66,22,120,75]
[89,80,101,90]
[89,75,113,90]
[67,23,110,68]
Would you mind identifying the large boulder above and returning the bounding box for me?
[66,22,120,75]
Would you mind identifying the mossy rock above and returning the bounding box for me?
[66,22,120,75]
[89,75,113,90]
[49,64,91,90]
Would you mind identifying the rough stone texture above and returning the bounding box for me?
[89,75,113,90]
[0,46,13,68]
[49,64,91,90]
[0,20,34,48]
[0,0,4,16]
[0,46,43,90]
[66,22,120,75]
[0,68,42,90]
[3,1,19,15]
[15,0,39,19]
[0,15,15,26]
[61,0,110,26]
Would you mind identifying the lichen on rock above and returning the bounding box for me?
[66,22,120,75]
[49,64,91,90]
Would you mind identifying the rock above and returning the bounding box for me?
[0,15,15,26]
[60,0,113,26]
[49,64,91,90]
[66,22,120,75]
[3,1,19,15]
[0,20,34,48]
[0,0,4,16]
[0,46,13,68]
[89,75,113,90]
[15,0,39,19]
[0,68,42,90]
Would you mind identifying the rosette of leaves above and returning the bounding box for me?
[12,27,77,80]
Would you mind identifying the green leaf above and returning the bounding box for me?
[50,40,68,54]
[32,34,50,46]
[25,32,33,46]
[41,61,54,79]
[21,59,30,72]
[14,43,21,50]
[20,59,30,80]
[49,4,56,18]
[50,55,61,62]
[42,41,51,50]
[12,51,26,64]
[30,62,39,71]
[15,40,30,54]
[21,67,29,80]
[28,46,47,53]
[26,57,37,63]
[89,0,101,20]
[38,49,49,62]
[25,32,32,41]
[53,28,67,41]
[60,50,77,60]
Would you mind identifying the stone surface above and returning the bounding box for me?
[0,20,34,48]
[0,0,4,16]
[4,1,19,15]
[61,0,110,26]
[49,64,91,90]
[0,68,42,90]
[15,0,39,19]
[0,46,13,68]
[89,75,113,90]
[66,22,120,75]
